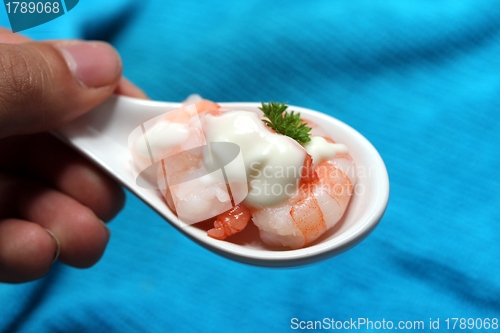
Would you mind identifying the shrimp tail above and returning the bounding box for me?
[208,205,252,240]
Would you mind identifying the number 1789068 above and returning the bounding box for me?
[5,2,60,14]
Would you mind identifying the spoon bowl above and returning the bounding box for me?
[53,95,389,267]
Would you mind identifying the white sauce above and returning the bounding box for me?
[303,136,347,167]
[203,111,306,208]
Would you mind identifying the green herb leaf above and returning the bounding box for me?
[259,102,312,144]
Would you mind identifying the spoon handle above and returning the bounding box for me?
[51,94,180,187]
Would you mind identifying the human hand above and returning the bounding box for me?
[0,28,147,283]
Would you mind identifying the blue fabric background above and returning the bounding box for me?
[1,0,500,332]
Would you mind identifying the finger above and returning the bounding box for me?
[0,134,125,221]
[29,134,125,222]
[116,76,148,99]
[0,30,147,101]
[19,182,110,268]
[0,40,122,138]
[1,174,110,268]
[0,28,31,43]
[0,218,57,283]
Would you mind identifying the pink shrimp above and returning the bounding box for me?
[154,99,235,224]
[205,146,356,247]
[130,99,221,182]
[252,148,356,249]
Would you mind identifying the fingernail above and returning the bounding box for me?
[57,41,122,88]
[100,220,111,239]
[45,229,61,264]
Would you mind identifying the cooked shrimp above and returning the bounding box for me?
[154,100,238,224]
[207,204,252,240]
[130,99,220,184]
[252,146,356,249]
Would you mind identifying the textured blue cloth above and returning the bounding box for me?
[2,1,500,332]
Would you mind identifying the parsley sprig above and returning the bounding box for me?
[259,102,312,145]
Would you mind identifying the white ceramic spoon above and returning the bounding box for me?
[53,94,389,267]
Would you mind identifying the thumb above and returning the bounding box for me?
[0,41,122,138]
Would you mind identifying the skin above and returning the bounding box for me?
[0,28,148,283]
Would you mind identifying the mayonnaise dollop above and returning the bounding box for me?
[203,111,306,208]
[303,136,348,167]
